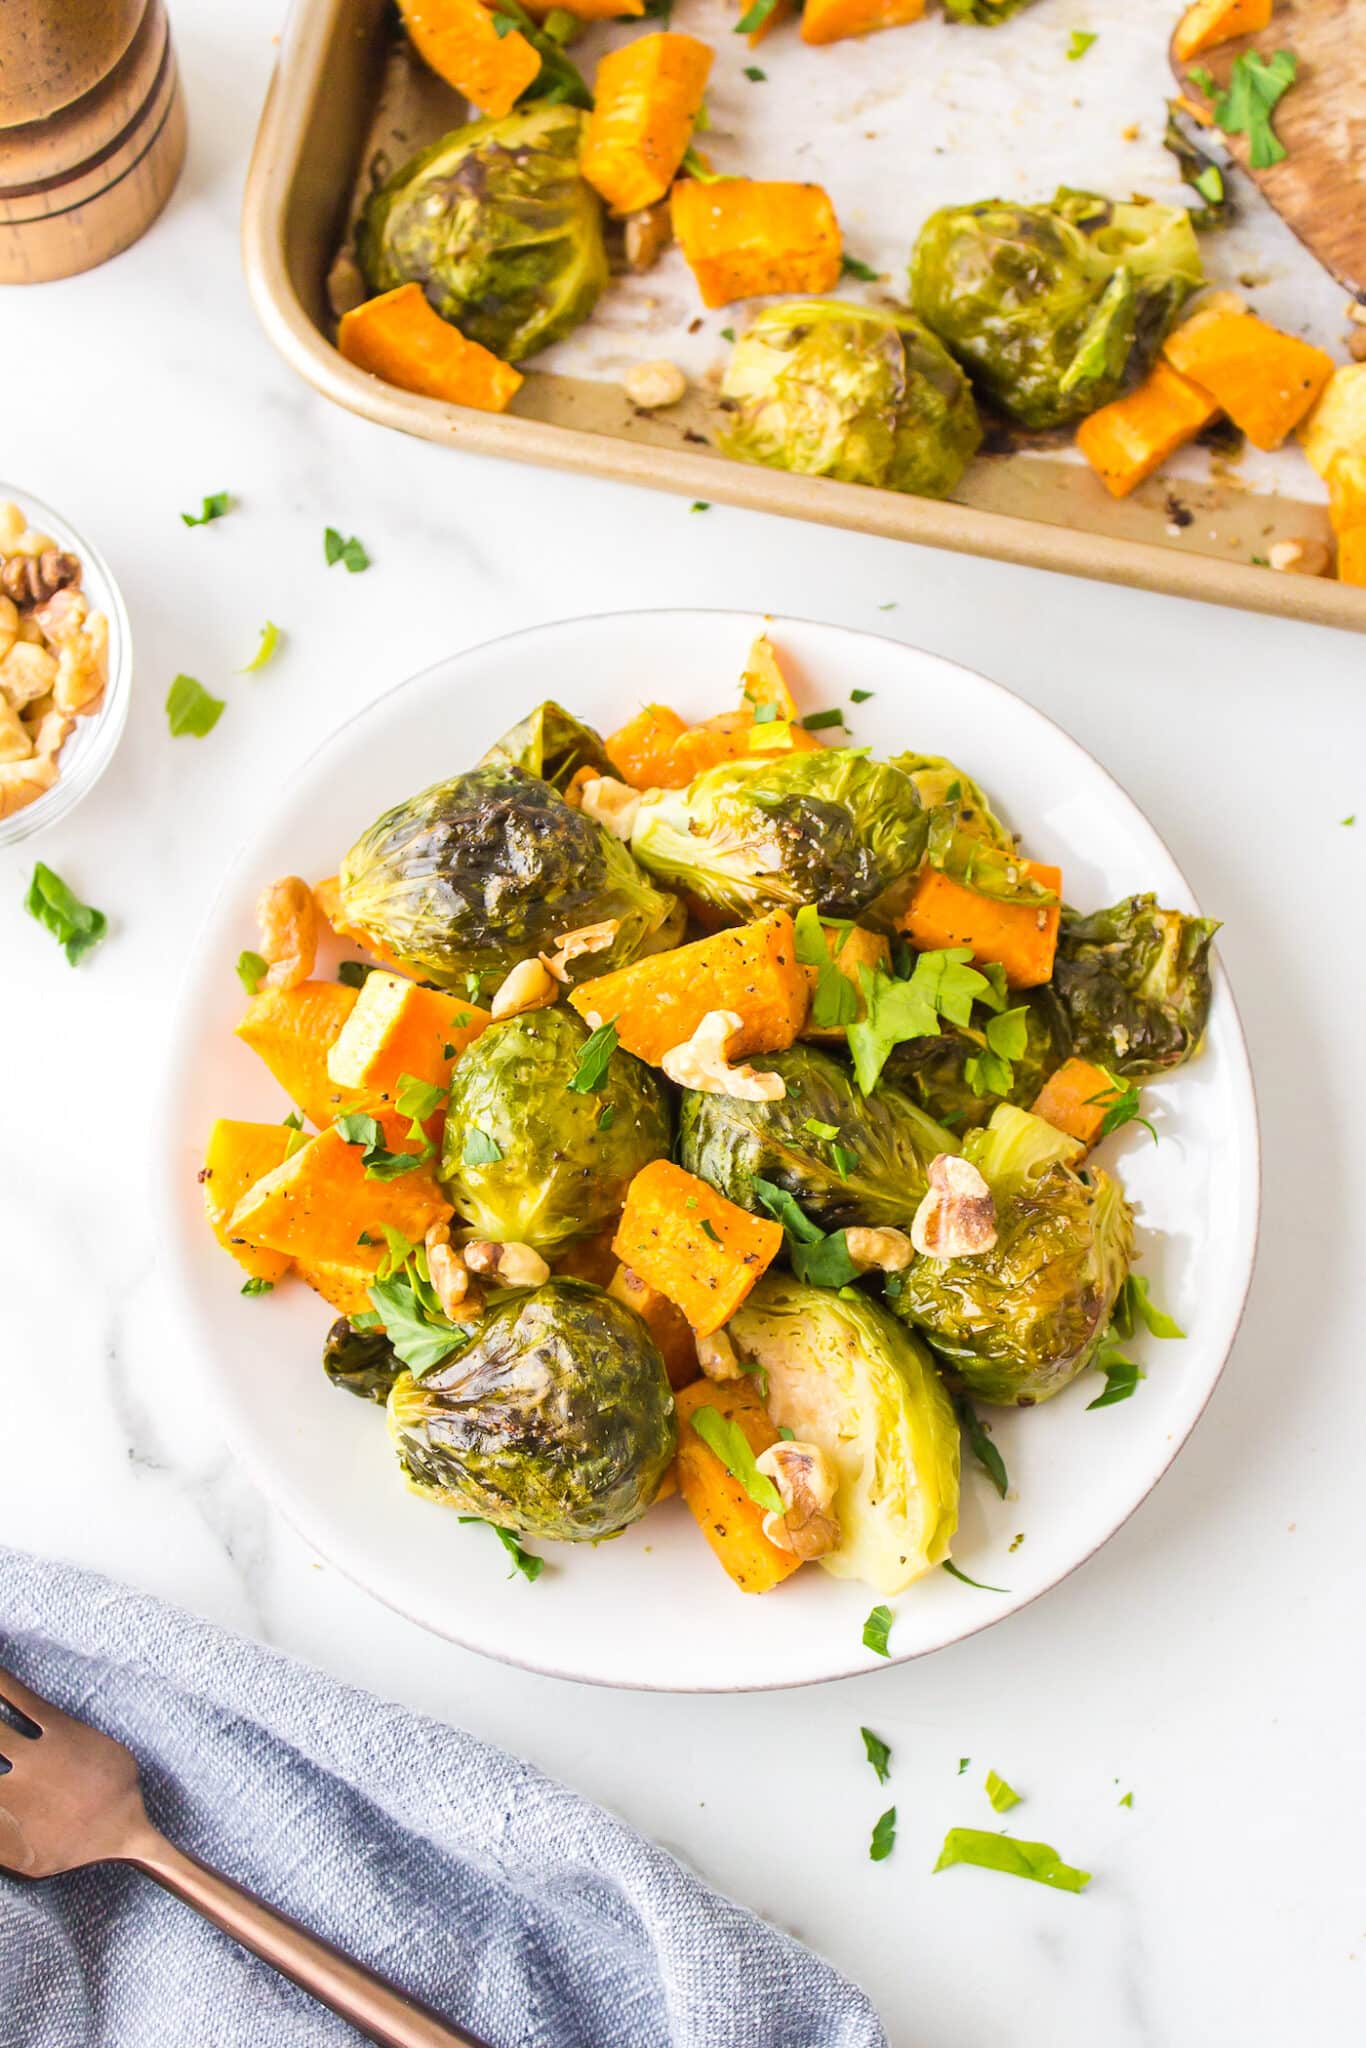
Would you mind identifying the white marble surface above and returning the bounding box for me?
[3,7,1366,2044]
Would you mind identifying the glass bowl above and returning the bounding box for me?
[0,483,132,848]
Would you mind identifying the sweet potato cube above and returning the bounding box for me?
[801,922,891,1041]
[338,286,523,413]
[608,1262,700,1389]
[1031,1057,1116,1151]
[582,33,713,216]
[327,972,490,1111]
[1338,528,1366,588]
[1163,311,1335,452]
[674,1378,802,1593]
[236,981,363,1129]
[1172,0,1271,63]
[740,633,798,721]
[296,1258,378,1321]
[605,704,691,788]
[743,0,793,44]
[522,0,642,17]
[670,179,841,309]
[1076,361,1220,498]
[1327,452,1366,537]
[229,1124,450,1269]
[901,860,1061,991]
[202,1120,296,1284]
[613,1160,782,1336]
[802,0,924,44]
[570,910,809,1065]
[397,0,541,119]
[1298,365,1366,481]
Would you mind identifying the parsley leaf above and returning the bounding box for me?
[334,1110,432,1179]
[793,904,830,966]
[395,1072,447,1144]
[934,1829,1090,1892]
[752,1179,860,1287]
[336,960,373,988]
[368,1263,469,1375]
[240,621,281,673]
[597,1103,616,1131]
[804,1118,841,1142]
[281,1111,304,1131]
[958,1757,970,1775]
[870,1807,897,1862]
[956,1393,1008,1499]
[700,1217,723,1245]
[734,0,780,31]
[1089,1071,1157,1143]
[463,1127,503,1166]
[166,673,225,738]
[801,707,848,732]
[1086,1332,1144,1409]
[1119,1791,1133,1808]
[1213,48,1297,169]
[743,63,766,80]
[181,492,230,527]
[240,1277,274,1296]
[720,325,736,341]
[25,863,107,965]
[863,1603,893,1657]
[840,254,880,283]
[460,1516,543,1581]
[1066,29,1096,59]
[236,949,267,993]
[1114,1272,1185,1341]
[690,1406,784,1514]
[861,1727,892,1784]
[1187,64,1216,94]
[324,528,371,573]
[850,688,874,703]
[568,1019,618,1093]
[985,1769,1021,1813]
[942,1559,1009,1593]
[689,498,712,511]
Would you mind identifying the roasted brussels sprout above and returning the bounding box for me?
[910,190,1203,429]
[442,1006,670,1252]
[885,988,1070,1131]
[387,1279,676,1541]
[338,763,677,994]
[680,1042,957,1230]
[323,1317,402,1404]
[356,106,608,363]
[630,748,927,923]
[889,752,1012,849]
[718,301,982,499]
[479,700,613,792]
[888,1105,1134,1405]
[943,0,1038,19]
[1051,894,1219,1077]
[726,1274,959,1593]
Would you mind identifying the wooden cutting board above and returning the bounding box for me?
[1170,0,1366,298]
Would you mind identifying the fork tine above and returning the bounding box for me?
[0,1660,58,1733]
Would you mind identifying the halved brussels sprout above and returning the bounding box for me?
[323,1317,402,1404]
[356,105,607,363]
[338,763,677,994]
[388,1279,676,1541]
[888,1105,1134,1405]
[442,1005,670,1252]
[884,988,1070,1131]
[630,749,927,923]
[680,1042,957,1230]
[889,753,1013,849]
[479,700,613,792]
[726,1274,959,1593]
[718,301,982,499]
[1051,894,1219,1077]
[910,190,1203,428]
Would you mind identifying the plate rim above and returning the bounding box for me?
[154,606,1262,1692]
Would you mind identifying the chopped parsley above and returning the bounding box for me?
[569,1019,618,1093]
[236,950,267,993]
[395,1072,447,1144]
[848,947,998,1093]
[690,1407,784,1514]
[753,1179,859,1287]
[850,688,874,703]
[869,1807,897,1862]
[597,1103,616,1131]
[1086,1331,1144,1409]
[240,1277,274,1296]
[366,1258,468,1375]
[720,326,737,341]
[734,0,780,32]
[462,1127,503,1166]
[803,1118,841,1142]
[840,254,880,283]
[166,673,225,737]
[689,500,711,512]
[1211,48,1297,168]
[861,1727,892,1784]
[800,707,848,732]
[1114,1272,1185,1341]
[1089,1073,1158,1143]
[942,1559,1009,1593]
[1066,29,1096,59]
[699,1217,723,1245]
[933,1828,1091,1893]
[958,1758,970,1775]
[743,64,766,81]
[281,1111,304,1131]
[460,1516,543,1582]
[862,1603,893,1658]
[26,863,107,965]
[985,1769,1021,1813]
[1119,1791,1133,1809]
[324,528,371,573]
[334,1110,432,1179]
[181,492,230,527]
[956,1393,1008,1499]
[240,621,281,672]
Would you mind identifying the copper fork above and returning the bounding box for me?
[0,1659,493,2047]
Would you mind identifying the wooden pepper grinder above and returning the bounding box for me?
[0,0,187,284]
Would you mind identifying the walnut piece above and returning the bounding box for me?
[910,1154,998,1260]
[622,360,688,411]
[424,1223,477,1318]
[623,203,672,273]
[696,1329,743,1382]
[578,775,640,841]
[490,955,559,1020]
[542,918,620,983]
[464,1239,551,1288]
[845,1226,914,1275]
[661,1010,786,1101]
[1268,538,1332,577]
[755,1440,840,1561]
[256,876,319,991]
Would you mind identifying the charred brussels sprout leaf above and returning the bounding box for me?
[943,0,1039,19]
[631,749,927,922]
[442,1006,670,1252]
[680,1042,957,1230]
[338,763,676,992]
[356,106,607,363]
[726,1274,959,1593]
[889,753,1013,849]
[888,1106,1134,1405]
[322,1317,402,1404]
[1052,894,1219,1077]
[910,190,1203,428]
[478,700,613,792]
[387,1279,676,1541]
[719,301,982,499]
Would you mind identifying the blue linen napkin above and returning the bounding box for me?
[0,1549,886,2048]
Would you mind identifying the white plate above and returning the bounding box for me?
[159,611,1260,1692]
